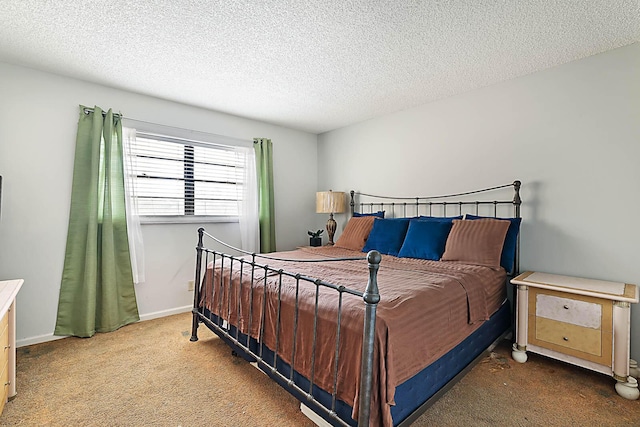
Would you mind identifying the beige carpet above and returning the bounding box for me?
[1,312,638,426]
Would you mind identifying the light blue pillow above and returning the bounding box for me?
[465,214,522,273]
[398,219,453,260]
[362,218,409,256]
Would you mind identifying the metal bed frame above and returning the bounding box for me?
[190,181,522,426]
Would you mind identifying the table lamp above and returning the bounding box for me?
[316,190,346,245]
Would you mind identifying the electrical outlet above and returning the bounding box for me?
[187,280,195,291]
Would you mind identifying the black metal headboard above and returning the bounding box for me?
[349,180,522,274]
[350,180,521,218]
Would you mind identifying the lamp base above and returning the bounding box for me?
[326,214,337,245]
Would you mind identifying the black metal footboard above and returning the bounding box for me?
[190,228,381,426]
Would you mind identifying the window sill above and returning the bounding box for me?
[140,216,239,225]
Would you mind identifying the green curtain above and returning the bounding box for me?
[253,138,276,253]
[54,106,139,338]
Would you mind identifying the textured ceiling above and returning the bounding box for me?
[0,1,638,134]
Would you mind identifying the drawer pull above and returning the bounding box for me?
[3,345,9,350]
[563,337,569,341]
[563,305,569,309]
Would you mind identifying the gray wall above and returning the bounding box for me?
[0,62,318,345]
[2,43,639,362]
[318,43,640,360]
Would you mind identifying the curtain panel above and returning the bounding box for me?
[122,127,145,284]
[55,106,139,338]
[253,138,276,253]
[239,146,259,253]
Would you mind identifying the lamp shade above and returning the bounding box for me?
[316,191,346,214]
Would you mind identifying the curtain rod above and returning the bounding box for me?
[82,106,122,119]
[124,117,252,147]
[81,107,251,147]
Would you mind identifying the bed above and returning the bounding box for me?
[190,181,522,426]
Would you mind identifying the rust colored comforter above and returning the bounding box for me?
[200,246,506,426]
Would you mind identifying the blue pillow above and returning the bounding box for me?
[362,218,409,256]
[398,219,453,260]
[465,214,522,273]
[354,211,385,218]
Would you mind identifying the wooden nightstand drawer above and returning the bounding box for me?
[535,317,603,356]
[535,293,601,328]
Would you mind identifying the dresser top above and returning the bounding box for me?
[0,279,24,316]
[511,271,638,303]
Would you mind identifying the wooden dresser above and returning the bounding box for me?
[511,272,639,400]
[0,279,23,414]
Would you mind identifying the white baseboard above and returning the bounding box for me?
[138,305,192,322]
[17,333,66,348]
[17,305,193,348]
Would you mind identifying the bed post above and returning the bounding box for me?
[510,181,523,354]
[512,180,522,275]
[358,250,381,426]
[350,190,355,216]
[190,227,205,342]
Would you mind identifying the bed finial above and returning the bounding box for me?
[364,250,381,305]
[197,227,205,249]
[513,180,522,206]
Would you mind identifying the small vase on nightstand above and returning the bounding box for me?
[308,229,323,247]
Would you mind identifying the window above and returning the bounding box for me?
[127,132,247,219]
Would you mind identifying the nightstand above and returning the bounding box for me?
[511,271,639,400]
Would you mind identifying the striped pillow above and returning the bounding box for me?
[464,214,522,273]
[441,219,510,269]
[334,216,376,251]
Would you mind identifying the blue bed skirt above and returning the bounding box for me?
[198,302,510,426]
